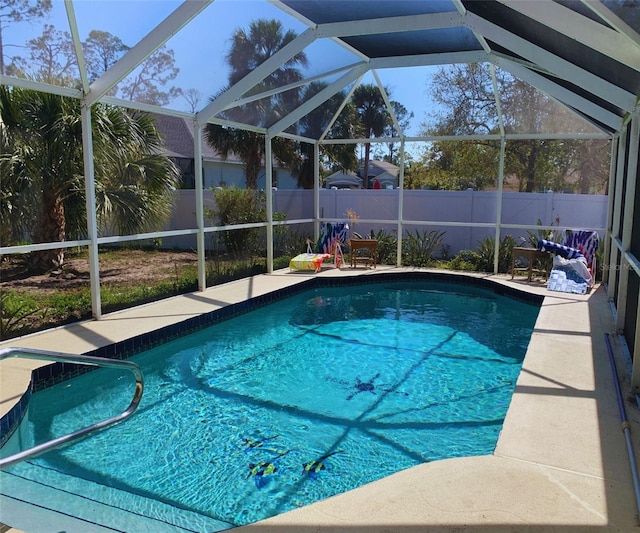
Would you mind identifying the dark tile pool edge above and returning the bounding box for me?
[0,272,541,447]
[0,388,31,449]
[314,271,544,306]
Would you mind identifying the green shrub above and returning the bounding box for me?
[204,188,291,259]
[0,290,42,338]
[205,188,266,256]
[352,228,397,265]
[205,257,266,286]
[402,229,446,267]
[475,235,517,273]
[47,291,92,321]
[448,249,481,271]
[273,256,291,270]
[273,222,307,258]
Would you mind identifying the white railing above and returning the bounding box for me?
[0,348,144,469]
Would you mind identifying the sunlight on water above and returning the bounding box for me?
[11,281,539,528]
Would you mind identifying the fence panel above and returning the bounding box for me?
[169,189,607,255]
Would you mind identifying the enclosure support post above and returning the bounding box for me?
[396,138,406,267]
[493,136,506,275]
[81,103,101,319]
[194,120,206,291]
[615,112,639,335]
[603,134,619,285]
[608,123,628,301]
[265,136,274,273]
[633,297,640,392]
[491,65,505,275]
[314,142,320,240]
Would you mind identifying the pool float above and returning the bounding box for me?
[302,450,344,480]
[247,450,290,488]
[243,434,279,452]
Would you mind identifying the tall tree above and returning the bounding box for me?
[6,23,76,83]
[0,0,51,75]
[384,101,413,165]
[352,83,390,189]
[205,19,307,189]
[422,63,609,193]
[83,30,128,83]
[0,86,179,271]
[118,47,180,106]
[0,84,35,244]
[181,88,202,113]
[6,23,180,106]
[294,82,360,189]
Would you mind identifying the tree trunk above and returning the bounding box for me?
[363,143,371,190]
[244,138,262,190]
[0,24,4,75]
[524,142,538,193]
[28,190,65,272]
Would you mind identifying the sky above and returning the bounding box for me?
[3,0,442,138]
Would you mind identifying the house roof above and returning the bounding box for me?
[152,114,240,163]
[373,171,398,183]
[152,114,198,159]
[325,170,363,188]
[359,160,400,177]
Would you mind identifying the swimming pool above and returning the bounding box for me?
[3,278,540,530]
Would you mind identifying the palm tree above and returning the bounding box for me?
[295,82,360,189]
[0,86,179,271]
[384,101,413,164]
[0,86,35,245]
[352,84,390,189]
[205,19,307,189]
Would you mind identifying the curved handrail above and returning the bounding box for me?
[0,347,144,469]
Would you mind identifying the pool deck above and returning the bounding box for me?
[1,266,639,532]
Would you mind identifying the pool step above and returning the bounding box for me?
[0,463,232,533]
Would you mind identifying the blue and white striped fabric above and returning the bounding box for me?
[537,239,584,261]
[537,232,599,294]
[547,267,589,294]
[563,230,599,271]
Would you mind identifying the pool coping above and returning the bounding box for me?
[1,266,639,532]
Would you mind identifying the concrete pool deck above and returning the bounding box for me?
[1,267,639,532]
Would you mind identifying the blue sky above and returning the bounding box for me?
[4,0,442,137]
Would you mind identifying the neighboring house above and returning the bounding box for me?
[152,114,298,190]
[357,160,400,189]
[324,170,362,189]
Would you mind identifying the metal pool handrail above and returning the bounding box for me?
[0,347,144,469]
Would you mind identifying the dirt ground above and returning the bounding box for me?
[0,249,199,295]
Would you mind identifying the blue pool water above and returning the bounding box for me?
[6,280,540,529]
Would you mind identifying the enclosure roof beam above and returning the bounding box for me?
[267,62,369,136]
[580,0,640,50]
[197,27,317,125]
[226,61,365,112]
[64,0,89,94]
[373,69,403,137]
[496,0,640,72]
[316,11,463,39]
[86,0,211,106]
[269,0,369,62]
[0,74,82,98]
[491,54,622,132]
[465,12,637,113]
[370,50,487,70]
[319,74,364,142]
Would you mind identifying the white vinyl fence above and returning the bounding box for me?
[168,189,608,255]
